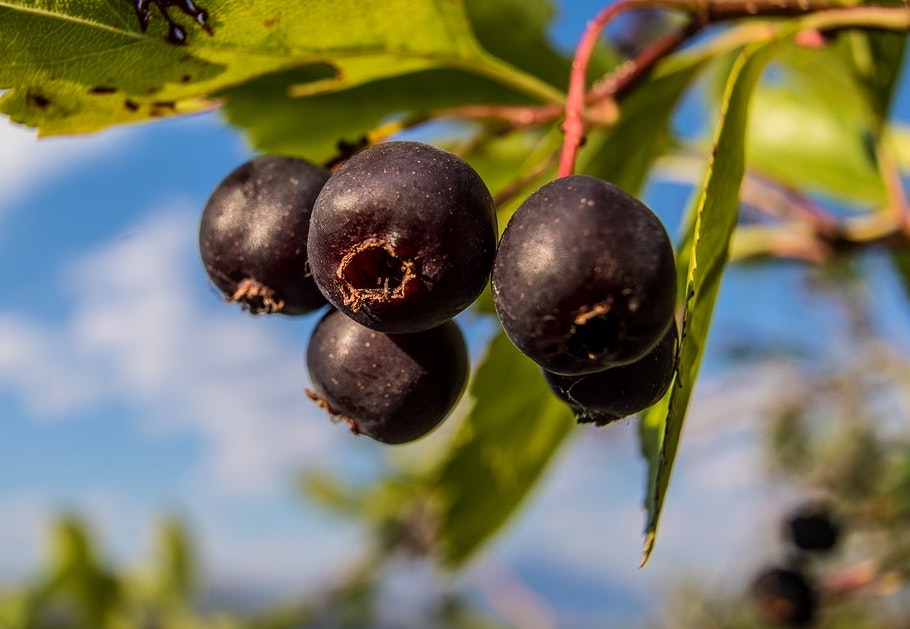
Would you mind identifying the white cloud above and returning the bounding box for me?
[0,200,372,588]
[0,118,129,219]
[0,203,346,497]
[0,314,104,416]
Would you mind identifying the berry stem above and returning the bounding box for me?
[558,0,721,177]
[558,0,640,178]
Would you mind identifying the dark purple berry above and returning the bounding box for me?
[307,141,497,334]
[751,567,818,627]
[199,155,330,315]
[544,322,677,425]
[785,502,841,554]
[492,175,677,375]
[305,309,468,445]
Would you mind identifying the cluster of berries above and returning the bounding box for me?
[198,141,678,443]
[751,501,843,627]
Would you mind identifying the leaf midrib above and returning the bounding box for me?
[0,1,139,39]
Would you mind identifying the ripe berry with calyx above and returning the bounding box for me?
[199,155,329,315]
[305,309,468,445]
[308,141,497,334]
[492,175,677,375]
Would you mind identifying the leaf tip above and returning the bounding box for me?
[640,531,656,568]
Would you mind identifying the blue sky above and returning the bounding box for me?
[2,5,910,628]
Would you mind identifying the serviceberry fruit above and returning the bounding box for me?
[492,175,677,375]
[544,322,677,425]
[750,566,818,627]
[785,502,841,554]
[307,141,497,334]
[199,155,330,315]
[306,309,468,445]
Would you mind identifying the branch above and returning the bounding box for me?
[557,0,906,177]
[730,212,909,263]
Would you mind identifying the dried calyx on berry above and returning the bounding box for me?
[199,155,330,315]
[308,141,497,334]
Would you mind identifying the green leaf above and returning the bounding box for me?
[459,127,565,232]
[1,0,561,135]
[746,82,885,206]
[221,0,579,164]
[462,130,560,204]
[432,331,574,568]
[700,14,910,208]
[153,517,195,604]
[885,124,910,170]
[462,0,584,91]
[32,516,121,627]
[49,515,96,575]
[639,43,775,565]
[771,37,877,126]
[847,1,908,128]
[301,471,367,516]
[221,67,542,165]
[303,469,402,515]
[889,246,910,306]
[577,19,780,198]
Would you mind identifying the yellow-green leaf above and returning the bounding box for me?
[433,331,574,568]
[639,43,775,566]
[0,0,560,135]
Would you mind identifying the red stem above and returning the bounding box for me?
[559,1,635,177]
[559,0,701,177]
